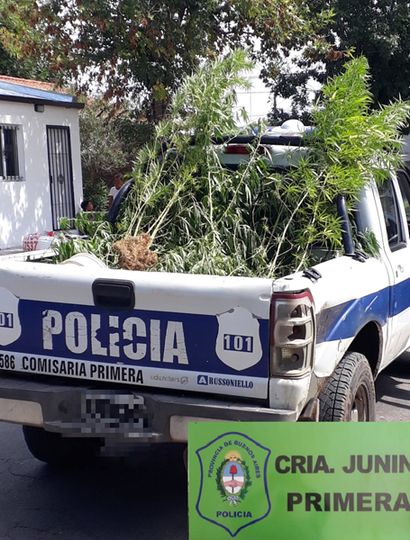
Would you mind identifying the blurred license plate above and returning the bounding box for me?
[81,392,145,435]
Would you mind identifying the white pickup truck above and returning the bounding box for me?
[0,130,410,464]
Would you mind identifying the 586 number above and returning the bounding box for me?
[0,354,15,369]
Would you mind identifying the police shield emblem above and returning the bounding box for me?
[196,432,271,537]
[0,287,21,346]
[215,307,262,371]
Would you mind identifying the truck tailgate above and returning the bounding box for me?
[0,260,272,399]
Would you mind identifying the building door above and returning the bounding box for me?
[46,126,75,230]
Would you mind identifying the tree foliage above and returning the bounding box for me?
[0,0,330,119]
[57,51,410,278]
[0,45,20,76]
[271,0,410,119]
[0,6,51,80]
[79,100,153,209]
[0,33,39,78]
[80,102,127,184]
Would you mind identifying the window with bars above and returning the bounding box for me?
[0,125,23,181]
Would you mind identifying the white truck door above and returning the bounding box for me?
[377,173,410,364]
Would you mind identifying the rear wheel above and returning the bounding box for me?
[319,352,376,421]
[23,426,102,466]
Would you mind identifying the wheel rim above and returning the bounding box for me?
[350,384,369,421]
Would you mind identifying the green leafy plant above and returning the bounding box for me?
[75,211,106,236]
[55,51,410,277]
[58,217,72,231]
[53,220,117,265]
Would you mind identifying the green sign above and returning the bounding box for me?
[188,422,410,539]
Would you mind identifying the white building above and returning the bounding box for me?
[0,77,83,250]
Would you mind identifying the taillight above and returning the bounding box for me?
[269,290,315,376]
[224,144,250,155]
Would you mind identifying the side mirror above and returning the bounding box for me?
[107,179,133,224]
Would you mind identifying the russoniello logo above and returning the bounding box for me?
[195,432,271,537]
[197,375,254,389]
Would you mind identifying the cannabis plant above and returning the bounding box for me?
[56,51,410,277]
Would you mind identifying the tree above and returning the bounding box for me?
[79,99,153,208]
[0,25,41,78]
[0,0,330,120]
[0,45,17,76]
[80,101,127,209]
[271,0,410,120]
[0,8,51,80]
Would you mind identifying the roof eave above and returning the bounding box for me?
[0,94,84,109]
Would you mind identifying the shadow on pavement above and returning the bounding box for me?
[376,352,410,415]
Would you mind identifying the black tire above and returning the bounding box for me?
[23,426,102,466]
[319,352,376,421]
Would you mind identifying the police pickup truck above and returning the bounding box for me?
[0,123,410,464]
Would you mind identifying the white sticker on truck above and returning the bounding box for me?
[0,351,267,398]
[215,307,263,371]
[0,288,21,346]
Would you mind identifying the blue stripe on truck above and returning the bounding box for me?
[316,277,410,343]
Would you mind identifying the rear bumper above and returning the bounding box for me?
[0,374,299,442]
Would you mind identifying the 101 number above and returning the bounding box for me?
[0,312,13,329]
[223,334,253,353]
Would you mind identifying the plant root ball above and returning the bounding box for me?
[113,234,158,271]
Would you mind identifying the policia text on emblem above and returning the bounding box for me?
[188,423,410,540]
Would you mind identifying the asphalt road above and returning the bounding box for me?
[0,432,188,540]
[0,354,409,540]
[375,351,410,421]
